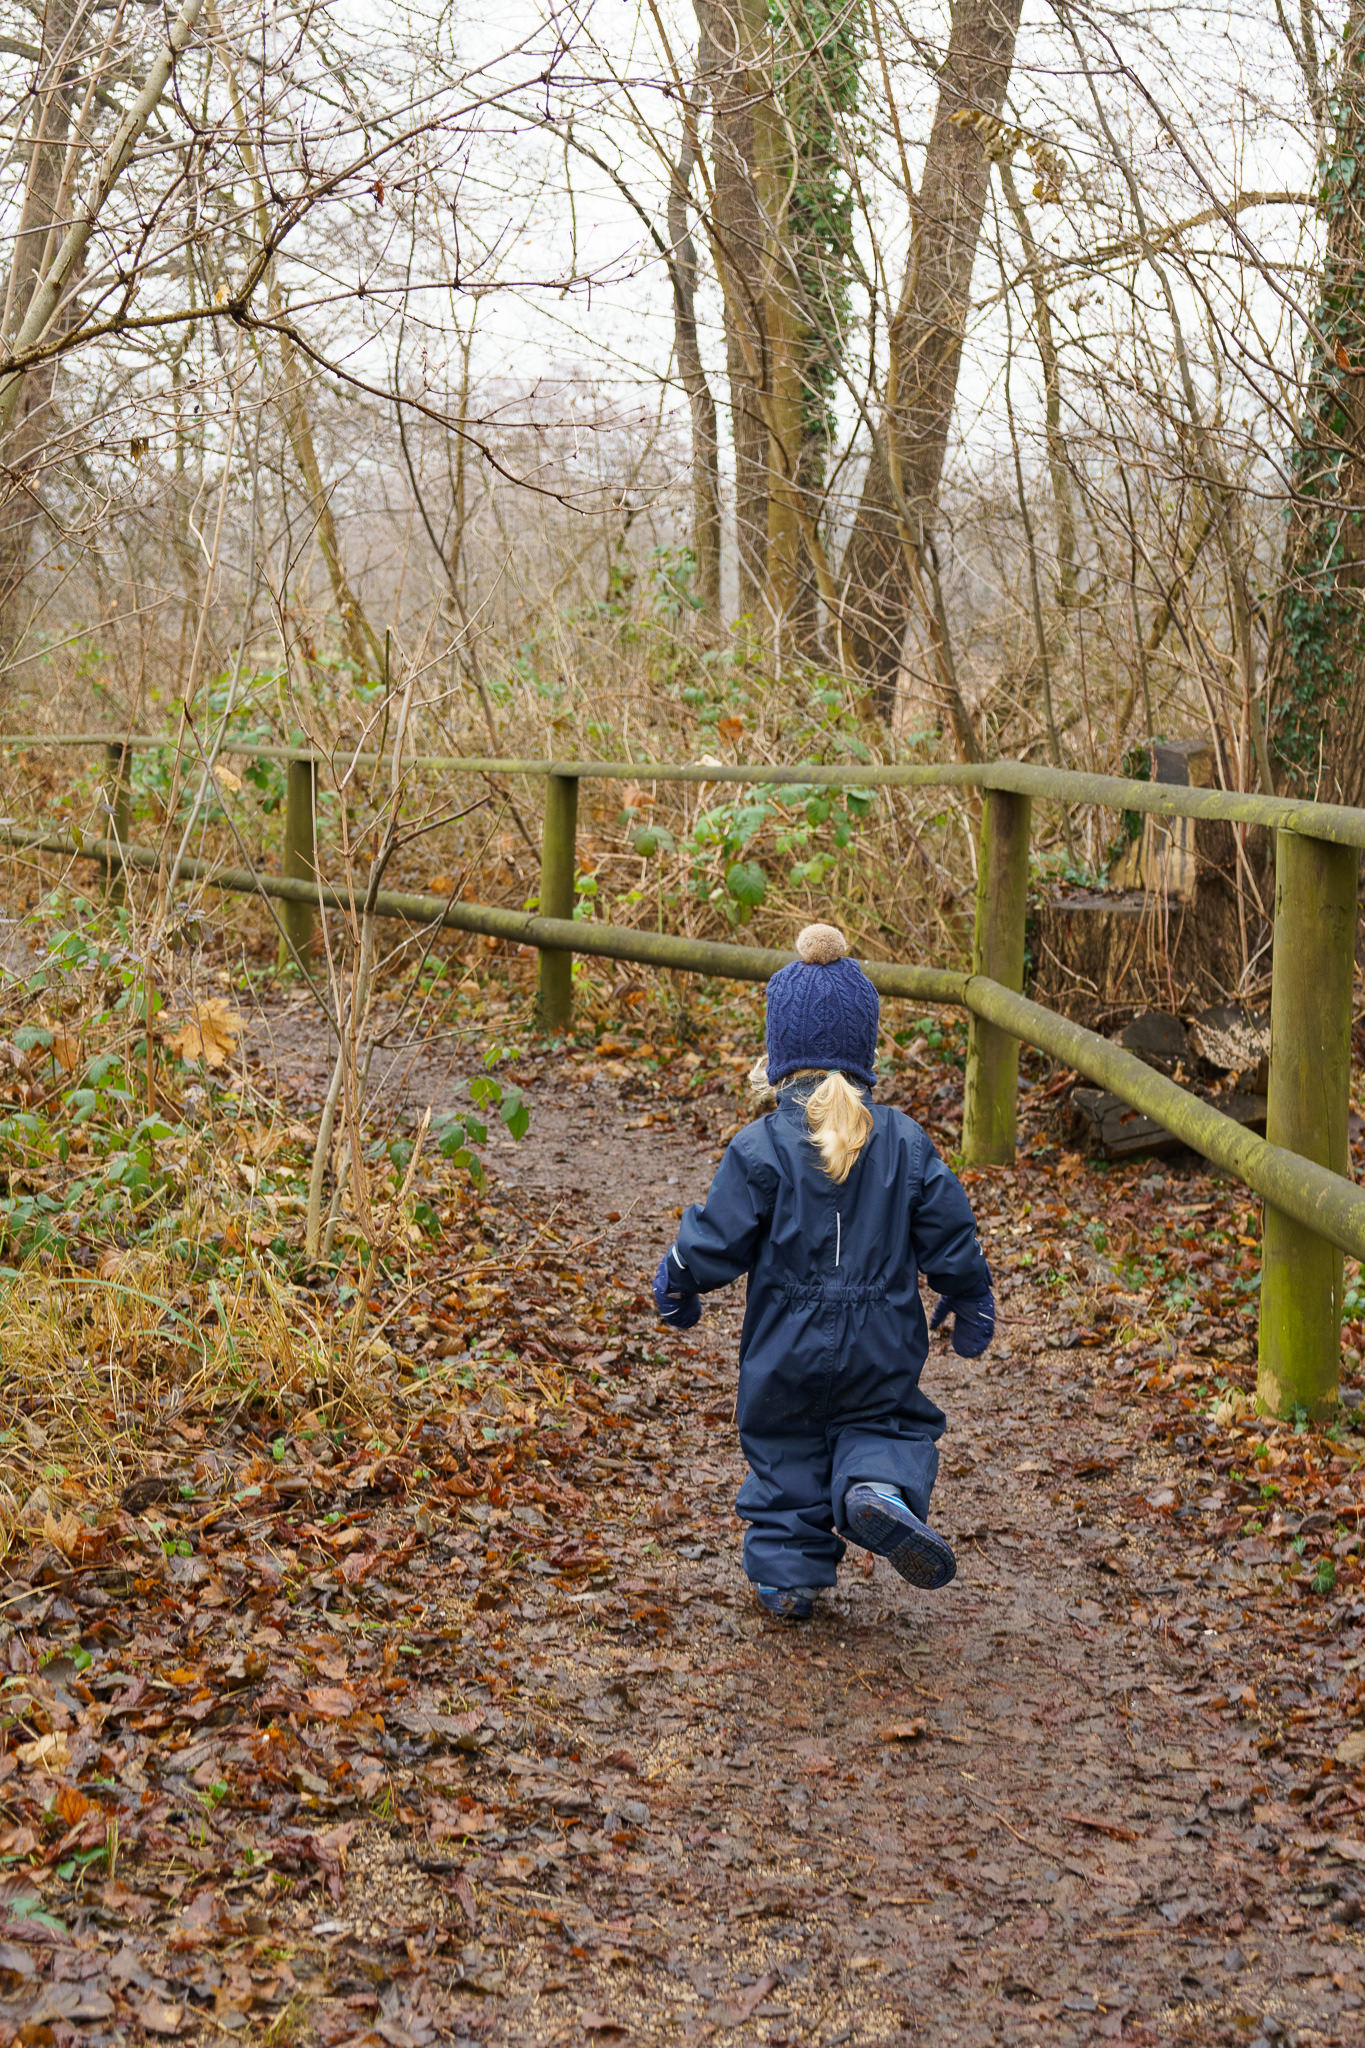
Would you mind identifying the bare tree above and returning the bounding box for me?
[837,0,1023,733]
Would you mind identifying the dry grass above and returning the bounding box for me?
[0,600,1016,981]
[0,1242,384,1547]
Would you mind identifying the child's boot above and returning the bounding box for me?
[844,1483,956,1589]
[753,1584,819,1621]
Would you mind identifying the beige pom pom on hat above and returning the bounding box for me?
[793,922,848,965]
[764,922,879,1089]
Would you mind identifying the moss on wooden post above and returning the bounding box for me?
[537,772,579,1030]
[103,742,131,901]
[963,790,1032,1165]
[1258,829,1359,1418]
[278,754,317,969]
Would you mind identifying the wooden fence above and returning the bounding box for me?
[3,730,1363,1421]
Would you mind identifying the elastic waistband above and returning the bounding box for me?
[778,1282,889,1305]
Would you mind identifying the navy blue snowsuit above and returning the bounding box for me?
[671,1090,990,1590]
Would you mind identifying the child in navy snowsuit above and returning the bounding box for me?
[652,923,994,1620]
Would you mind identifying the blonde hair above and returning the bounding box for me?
[786,1067,874,1184]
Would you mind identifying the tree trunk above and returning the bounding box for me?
[278,329,382,680]
[763,0,857,661]
[666,112,722,613]
[754,77,805,647]
[996,158,1078,614]
[697,0,769,619]
[837,0,1023,721]
[0,0,86,655]
[206,0,381,682]
[1266,3,1365,804]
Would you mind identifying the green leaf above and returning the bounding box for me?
[7,1894,65,1933]
[132,1116,177,1145]
[725,860,767,909]
[502,1095,530,1141]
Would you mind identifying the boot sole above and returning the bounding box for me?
[844,1492,957,1590]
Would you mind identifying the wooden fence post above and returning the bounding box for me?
[962,789,1032,1165]
[1258,829,1358,1418]
[278,753,317,969]
[537,772,579,1030]
[103,741,131,901]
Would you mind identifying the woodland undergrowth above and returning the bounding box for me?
[3,858,1365,1609]
[0,562,1116,988]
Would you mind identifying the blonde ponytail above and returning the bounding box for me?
[788,1068,874,1184]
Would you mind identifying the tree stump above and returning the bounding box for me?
[1030,738,1268,1023]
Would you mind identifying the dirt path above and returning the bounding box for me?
[3,1014,1364,2046]
[446,1101,1361,2047]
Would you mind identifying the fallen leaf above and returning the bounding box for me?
[136,1993,183,2034]
[710,1971,779,2024]
[880,1719,930,1743]
[49,1032,79,1072]
[167,998,245,1069]
[797,1747,838,1774]
[579,2015,627,2037]
[54,1785,95,1826]
[304,1686,358,1720]
[15,1732,70,1770]
[429,1799,497,1839]
[42,1507,101,1561]
[121,1473,177,1513]
[388,1705,486,1748]
[1060,1811,1138,1842]
[1335,1732,1365,1767]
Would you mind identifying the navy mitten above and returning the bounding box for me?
[653,1251,701,1330]
[930,1288,995,1358]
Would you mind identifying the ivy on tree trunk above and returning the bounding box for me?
[1269,4,1365,802]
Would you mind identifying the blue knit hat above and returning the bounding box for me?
[765,923,879,1090]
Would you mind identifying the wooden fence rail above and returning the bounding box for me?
[3,730,1362,1420]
